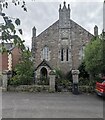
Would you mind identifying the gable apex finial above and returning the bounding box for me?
[62,1,67,9]
[64,1,66,6]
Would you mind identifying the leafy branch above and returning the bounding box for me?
[0,0,29,52]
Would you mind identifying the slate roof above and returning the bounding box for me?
[35,59,53,71]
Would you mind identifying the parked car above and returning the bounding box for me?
[95,77,105,97]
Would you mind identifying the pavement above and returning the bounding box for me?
[1,92,104,118]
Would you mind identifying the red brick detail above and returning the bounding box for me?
[1,52,8,71]
[12,47,21,69]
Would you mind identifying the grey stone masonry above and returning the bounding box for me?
[94,25,98,37]
[32,26,36,66]
[2,72,8,91]
[72,70,80,84]
[49,71,56,92]
[31,2,95,76]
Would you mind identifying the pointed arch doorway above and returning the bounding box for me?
[40,67,48,79]
[35,60,53,85]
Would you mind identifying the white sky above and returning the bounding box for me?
[0,0,104,48]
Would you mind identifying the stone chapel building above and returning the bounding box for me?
[31,2,98,79]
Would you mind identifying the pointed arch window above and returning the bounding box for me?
[79,46,85,60]
[66,48,69,61]
[42,46,50,61]
[61,48,64,61]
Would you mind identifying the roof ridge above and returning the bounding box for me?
[36,20,59,38]
[70,19,94,36]
[36,19,94,39]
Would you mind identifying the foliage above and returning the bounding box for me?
[8,85,50,92]
[79,77,95,86]
[0,0,28,52]
[37,77,49,85]
[101,31,105,75]
[55,68,72,86]
[55,79,71,87]
[55,68,65,79]
[1,0,27,11]
[78,62,89,79]
[55,69,72,92]
[78,63,94,86]
[79,85,94,93]
[84,36,103,76]
[9,48,34,86]
[65,71,72,82]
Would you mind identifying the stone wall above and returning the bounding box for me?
[7,85,95,93]
[8,85,50,92]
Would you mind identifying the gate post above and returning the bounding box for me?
[72,70,80,95]
[2,71,8,91]
[49,70,56,92]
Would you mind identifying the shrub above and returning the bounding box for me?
[78,62,89,79]
[79,86,95,93]
[66,71,72,82]
[37,77,49,85]
[9,49,34,86]
[9,75,33,86]
[55,69,65,79]
[79,77,90,86]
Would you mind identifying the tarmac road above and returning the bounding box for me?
[2,92,104,118]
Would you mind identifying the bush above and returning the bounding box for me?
[78,62,89,79]
[66,71,72,82]
[55,79,71,86]
[55,69,65,79]
[55,69,72,92]
[79,77,90,86]
[79,86,95,93]
[55,79,72,92]
[8,85,50,92]
[37,77,49,85]
[9,49,34,86]
[9,75,34,86]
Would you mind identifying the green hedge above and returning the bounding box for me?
[8,85,50,92]
[79,86,95,93]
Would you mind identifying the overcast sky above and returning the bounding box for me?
[0,0,104,48]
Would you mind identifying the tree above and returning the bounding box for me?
[84,35,104,79]
[78,62,89,79]
[0,0,28,52]
[101,31,105,75]
[10,48,34,85]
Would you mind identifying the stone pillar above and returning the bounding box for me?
[72,70,80,95]
[94,25,98,37]
[49,70,56,92]
[2,71,8,91]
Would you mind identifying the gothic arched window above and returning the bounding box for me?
[61,48,64,61]
[42,46,50,61]
[79,46,85,60]
[66,48,69,61]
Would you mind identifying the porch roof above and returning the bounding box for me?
[35,59,53,71]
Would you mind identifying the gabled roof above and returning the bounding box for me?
[35,59,53,71]
[36,19,94,39]
[36,20,59,38]
[70,19,94,37]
